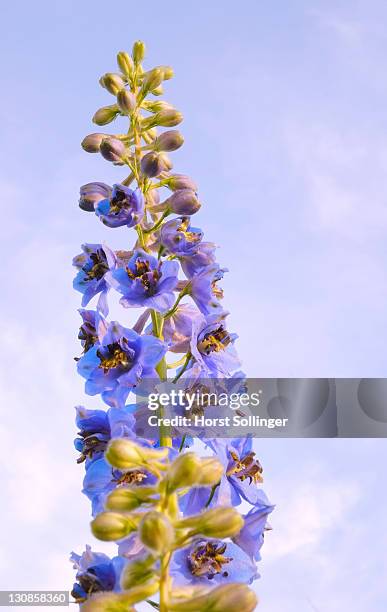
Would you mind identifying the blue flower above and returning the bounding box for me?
[106,249,179,313]
[233,501,274,562]
[180,436,267,515]
[160,216,203,256]
[96,184,144,228]
[70,545,125,603]
[189,264,227,316]
[180,242,217,278]
[170,539,258,587]
[189,313,241,377]
[82,457,156,516]
[77,309,107,355]
[77,321,167,407]
[73,244,116,316]
[74,405,135,466]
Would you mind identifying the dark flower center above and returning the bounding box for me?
[84,249,109,281]
[97,341,133,373]
[197,325,231,355]
[227,450,263,484]
[126,258,161,296]
[188,541,232,579]
[71,565,115,603]
[113,470,147,485]
[78,321,98,354]
[178,217,201,244]
[110,188,130,215]
[76,434,108,464]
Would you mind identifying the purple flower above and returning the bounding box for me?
[189,264,227,316]
[79,182,111,212]
[77,321,167,407]
[73,244,116,316]
[180,242,217,278]
[170,539,258,587]
[70,545,125,603]
[233,502,274,562]
[160,216,203,256]
[74,405,135,466]
[96,184,144,228]
[106,249,179,313]
[158,304,199,353]
[190,313,241,377]
[77,309,108,355]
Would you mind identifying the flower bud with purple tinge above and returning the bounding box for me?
[81,133,106,153]
[132,40,146,64]
[100,137,127,164]
[154,130,184,152]
[167,174,198,192]
[142,100,173,113]
[93,104,120,126]
[117,89,136,114]
[154,109,183,127]
[142,68,164,95]
[141,151,172,177]
[166,189,200,215]
[99,73,125,95]
[117,51,133,78]
[79,182,111,212]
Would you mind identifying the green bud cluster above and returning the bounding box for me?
[88,438,258,610]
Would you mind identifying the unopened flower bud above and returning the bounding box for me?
[106,439,168,470]
[117,89,136,114]
[169,584,257,612]
[139,511,174,554]
[197,457,224,486]
[91,511,137,541]
[121,556,157,589]
[81,133,106,153]
[141,151,172,177]
[106,486,157,511]
[142,100,173,113]
[167,453,201,490]
[100,137,126,163]
[92,104,120,126]
[117,51,133,78]
[142,68,164,95]
[132,40,146,64]
[177,506,244,539]
[154,109,183,127]
[158,65,174,80]
[166,189,200,215]
[99,72,125,95]
[151,85,163,96]
[167,174,198,192]
[154,130,184,152]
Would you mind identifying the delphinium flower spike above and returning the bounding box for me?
[71,41,273,611]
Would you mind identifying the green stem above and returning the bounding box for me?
[205,481,220,507]
[172,352,192,384]
[159,552,171,612]
[143,208,170,234]
[164,285,191,320]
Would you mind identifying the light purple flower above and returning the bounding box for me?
[96,184,144,228]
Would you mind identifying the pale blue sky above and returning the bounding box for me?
[1,1,387,610]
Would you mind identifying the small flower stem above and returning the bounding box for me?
[159,552,171,612]
[143,208,170,234]
[172,352,192,384]
[164,285,191,320]
[205,481,220,507]
[151,309,171,448]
